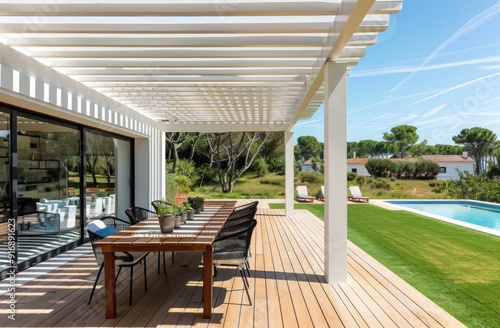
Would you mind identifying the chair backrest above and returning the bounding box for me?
[151,200,172,213]
[296,185,309,197]
[349,186,363,197]
[234,201,258,211]
[214,219,257,261]
[85,218,132,265]
[125,206,155,224]
[229,202,258,221]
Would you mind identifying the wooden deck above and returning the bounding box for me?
[0,209,466,327]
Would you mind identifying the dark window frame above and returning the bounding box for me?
[0,102,135,277]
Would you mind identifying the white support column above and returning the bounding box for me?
[285,131,295,216]
[324,62,348,284]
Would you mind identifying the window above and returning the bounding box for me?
[352,168,358,173]
[440,167,446,174]
[16,115,81,269]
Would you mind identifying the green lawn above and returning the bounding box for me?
[189,172,448,200]
[269,203,500,328]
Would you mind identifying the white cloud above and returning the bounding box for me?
[407,71,500,107]
[294,119,320,127]
[479,65,500,70]
[391,1,500,91]
[421,104,448,119]
[350,57,500,78]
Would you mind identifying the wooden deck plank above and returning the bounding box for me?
[262,209,299,328]
[265,209,315,328]
[0,207,467,328]
[269,209,328,327]
[275,209,347,328]
[260,210,284,328]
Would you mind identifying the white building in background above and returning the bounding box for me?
[421,155,475,180]
[301,159,323,172]
[347,154,475,180]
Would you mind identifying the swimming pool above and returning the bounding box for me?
[378,200,500,237]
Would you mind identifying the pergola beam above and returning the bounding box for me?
[288,0,377,129]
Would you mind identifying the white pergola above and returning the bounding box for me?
[0,0,401,283]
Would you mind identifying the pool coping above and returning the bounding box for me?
[372,199,500,237]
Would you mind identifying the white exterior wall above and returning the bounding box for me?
[0,44,165,208]
[347,164,369,175]
[436,162,474,180]
[301,164,314,172]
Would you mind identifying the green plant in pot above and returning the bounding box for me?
[184,203,194,220]
[173,205,183,228]
[179,205,188,224]
[194,196,203,214]
[157,204,175,233]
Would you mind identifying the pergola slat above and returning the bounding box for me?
[0,0,401,124]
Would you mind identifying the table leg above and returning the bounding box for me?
[104,251,116,319]
[203,245,213,319]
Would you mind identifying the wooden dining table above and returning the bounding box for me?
[93,200,236,319]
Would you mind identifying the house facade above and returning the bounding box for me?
[347,155,474,180]
[300,160,323,172]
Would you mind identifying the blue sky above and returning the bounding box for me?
[293,0,500,145]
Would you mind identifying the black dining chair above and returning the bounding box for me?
[86,217,148,306]
[212,219,257,305]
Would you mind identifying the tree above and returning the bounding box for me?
[208,131,270,193]
[383,125,421,158]
[347,141,358,158]
[357,139,378,157]
[296,136,320,161]
[452,127,497,175]
[165,132,200,171]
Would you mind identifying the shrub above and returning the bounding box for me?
[447,171,500,203]
[176,160,196,179]
[251,157,268,177]
[370,178,391,190]
[297,171,323,183]
[347,172,357,181]
[389,177,397,182]
[267,156,285,175]
[356,175,366,186]
[195,167,218,186]
[415,160,441,179]
[365,158,393,177]
[174,175,192,194]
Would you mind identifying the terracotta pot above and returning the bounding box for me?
[158,215,175,233]
[174,215,181,228]
[195,207,201,214]
[174,195,188,205]
[186,209,194,220]
[181,213,187,224]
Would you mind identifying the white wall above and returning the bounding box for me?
[436,162,474,180]
[347,164,369,175]
[1,44,166,211]
[301,164,314,172]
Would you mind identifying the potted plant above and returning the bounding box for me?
[157,204,175,233]
[174,175,191,205]
[179,205,187,224]
[184,203,194,220]
[194,196,203,214]
[173,205,183,228]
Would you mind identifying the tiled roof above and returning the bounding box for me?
[302,160,323,165]
[347,155,474,164]
[422,155,474,163]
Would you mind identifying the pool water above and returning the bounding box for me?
[385,200,500,232]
